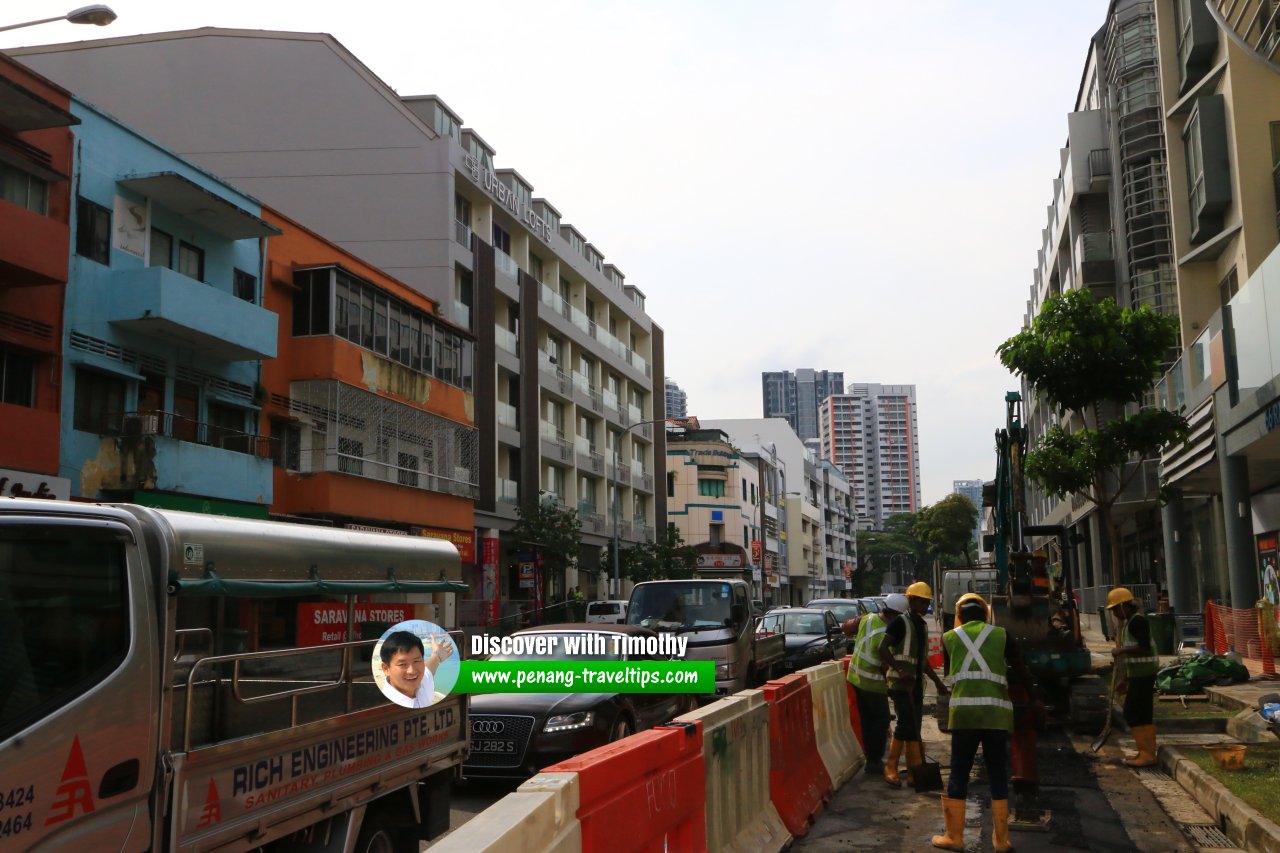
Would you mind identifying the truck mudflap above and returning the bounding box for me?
[169,695,464,852]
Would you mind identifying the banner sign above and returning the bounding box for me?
[421,527,475,562]
[296,603,416,646]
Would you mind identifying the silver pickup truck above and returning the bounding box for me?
[626,578,786,696]
[0,499,467,853]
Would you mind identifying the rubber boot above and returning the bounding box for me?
[904,741,923,787]
[1124,724,1157,767]
[991,798,1013,852]
[930,795,966,850]
[884,738,904,787]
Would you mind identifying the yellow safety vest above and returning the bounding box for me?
[944,620,1013,731]
[848,613,889,695]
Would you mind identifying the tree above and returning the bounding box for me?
[855,512,930,594]
[617,527,699,584]
[915,494,979,568]
[511,498,582,580]
[996,288,1188,582]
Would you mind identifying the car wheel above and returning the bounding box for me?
[610,714,634,742]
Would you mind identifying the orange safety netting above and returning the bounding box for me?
[1204,600,1277,679]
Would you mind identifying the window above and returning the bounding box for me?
[292,269,332,337]
[234,269,257,303]
[1184,111,1205,218]
[709,523,723,546]
[397,452,420,487]
[149,228,173,268]
[75,197,111,264]
[339,437,365,475]
[270,420,301,470]
[0,348,35,407]
[73,369,126,433]
[434,106,458,141]
[0,161,49,214]
[667,472,676,497]
[0,525,130,740]
[492,223,511,255]
[172,380,199,443]
[530,253,544,284]
[1220,268,1239,307]
[698,479,726,498]
[178,241,205,282]
[207,402,245,449]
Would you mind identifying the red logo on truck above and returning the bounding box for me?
[45,736,95,825]
[198,779,222,827]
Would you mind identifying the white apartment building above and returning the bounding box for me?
[16,31,667,615]
[819,384,921,529]
[665,425,759,581]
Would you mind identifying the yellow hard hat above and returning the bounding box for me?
[955,592,991,623]
[906,581,933,600]
[1106,587,1134,609]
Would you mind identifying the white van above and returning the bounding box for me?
[585,599,630,624]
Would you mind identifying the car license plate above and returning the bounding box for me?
[472,738,517,754]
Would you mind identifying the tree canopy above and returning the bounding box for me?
[996,289,1188,580]
[617,526,699,583]
[511,498,582,575]
[915,493,979,568]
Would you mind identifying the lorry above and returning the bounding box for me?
[0,498,469,853]
[624,578,785,695]
[938,568,998,632]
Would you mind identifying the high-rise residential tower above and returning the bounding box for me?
[664,377,688,419]
[819,384,921,529]
[761,369,843,441]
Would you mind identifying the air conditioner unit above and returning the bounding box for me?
[121,413,160,436]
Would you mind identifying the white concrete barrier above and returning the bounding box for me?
[431,772,582,853]
[800,661,866,788]
[675,690,790,853]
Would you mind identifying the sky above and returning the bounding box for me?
[3,1,1111,506]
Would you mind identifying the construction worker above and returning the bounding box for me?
[846,594,905,776]
[932,593,1026,853]
[1107,586,1160,767]
[881,581,949,788]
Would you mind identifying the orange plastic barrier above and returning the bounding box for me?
[927,634,944,670]
[543,722,707,853]
[761,674,832,838]
[1207,600,1277,678]
[838,657,864,748]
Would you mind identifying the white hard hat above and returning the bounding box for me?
[884,593,909,613]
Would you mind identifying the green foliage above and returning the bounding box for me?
[915,494,979,567]
[512,498,582,573]
[856,512,930,592]
[996,288,1181,413]
[996,288,1191,579]
[617,527,699,583]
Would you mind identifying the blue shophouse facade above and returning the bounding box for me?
[62,98,280,514]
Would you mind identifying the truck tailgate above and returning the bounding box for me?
[756,631,786,665]
[170,695,464,852]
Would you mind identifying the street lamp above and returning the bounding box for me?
[889,552,912,589]
[0,5,118,32]
[611,417,669,597]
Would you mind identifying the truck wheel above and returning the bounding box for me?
[354,814,416,853]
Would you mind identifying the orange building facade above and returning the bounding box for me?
[259,207,477,552]
[0,56,76,495]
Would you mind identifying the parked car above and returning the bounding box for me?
[859,597,883,614]
[463,624,697,780]
[585,599,629,624]
[752,599,767,618]
[806,597,866,626]
[756,607,848,673]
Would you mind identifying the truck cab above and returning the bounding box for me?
[1,499,467,852]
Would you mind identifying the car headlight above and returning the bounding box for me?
[715,662,736,679]
[544,711,595,733]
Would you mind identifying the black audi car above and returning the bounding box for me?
[757,607,848,673]
[462,624,698,780]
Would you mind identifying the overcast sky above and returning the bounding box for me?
[4,1,1110,505]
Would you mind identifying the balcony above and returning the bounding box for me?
[0,203,69,286]
[626,349,650,377]
[107,266,277,361]
[540,420,565,443]
[1073,231,1115,291]
[494,325,518,355]
[1088,148,1111,187]
[497,478,519,504]
[454,219,473,249]
[569,304,592,335]
[496,401,518,429]
[494,248,520,281]
[539,284,571,320]
[452,301,471,331]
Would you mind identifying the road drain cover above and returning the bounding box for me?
[1181,823,1236,848]
[1133,767,1172,781]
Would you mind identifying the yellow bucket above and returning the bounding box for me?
[1206,744,1247,771]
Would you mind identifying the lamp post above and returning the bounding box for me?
[0,5,117,32]
[612,417,669,597]
[889,552,912,589]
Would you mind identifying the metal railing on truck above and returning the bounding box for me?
[173,626,465,752]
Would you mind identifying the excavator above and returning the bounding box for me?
[950,391,1110,821]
